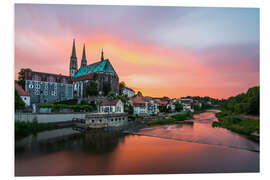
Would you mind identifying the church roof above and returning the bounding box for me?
[74,59,117,78]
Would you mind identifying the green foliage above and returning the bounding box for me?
[85,81,98,97]
[40,104,96,112]
[125,104,134,115]
[54,99,78,105]
[103,82,111,96]
[215,111,228,119]
[171,112,193,121]
[175,102,183,112]
[119,81,126,96]
[108,93,129,104]
[213,114,259,135]
[158,105,169,113]
[15,89,25,110]
[15,117,49,138]
[80,99,88,105]
[147,112,193,125]
[17,68,31,90]
[222,86,259,115]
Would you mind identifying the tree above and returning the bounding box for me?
[125,104,134,115]
[119,81,126,96]
[136,91,143,97]
[221,86,259,115]
[175,102,183,112]
[85,81,98,97]
[18,68,31,90]
[15,89,25,110]
[103,82,111,96]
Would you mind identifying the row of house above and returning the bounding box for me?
[97,96,197,116]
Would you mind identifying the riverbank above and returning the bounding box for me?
[146,112,193,126]
[15,119,74,139]
[213,111,259,141]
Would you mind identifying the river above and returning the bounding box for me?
[15,110,259,176]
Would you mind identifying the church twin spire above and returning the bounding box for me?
[69,38,105,77]
[80,43,87,68]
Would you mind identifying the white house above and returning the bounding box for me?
[167,103,176,112]
[180,99,194,112]
[123,87,135,97]
[15,82,30,107]
[146,100,159,115]
[99,99,124,114]
[129,96,147,115]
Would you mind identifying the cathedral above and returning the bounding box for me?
[70,39,119,98]
[24,39,119,104]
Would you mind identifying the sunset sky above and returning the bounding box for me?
[15,4,259,99]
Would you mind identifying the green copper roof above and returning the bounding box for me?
[74,59,116,78]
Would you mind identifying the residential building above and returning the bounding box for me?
[123,87,135,97]
[129,96,147,115]
[146,100,159,115]
[24,70,73,104]
[99,99,124,114]
[15,82,30,106]
[180,98,194,112]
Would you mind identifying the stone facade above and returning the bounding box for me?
[24,70,73,104]
[85,113,128,128]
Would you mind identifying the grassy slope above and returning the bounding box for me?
[146,112,193,125]
[213,111,259,135]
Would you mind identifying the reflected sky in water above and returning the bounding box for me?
[15,111,259,176]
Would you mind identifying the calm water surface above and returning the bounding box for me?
[15,110,259,176]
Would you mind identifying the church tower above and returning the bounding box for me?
[70,39,78,77]
[80,43,87,68]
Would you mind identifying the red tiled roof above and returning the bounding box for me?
[15,82,29,96]
[129,96,145,104]
[130,96,146,107]
[101,99,119,106]
[153,99,168,106]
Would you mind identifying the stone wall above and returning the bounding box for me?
[85,113,128,128]
[15,112,85,123]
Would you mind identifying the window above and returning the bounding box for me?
[92,120,94,123]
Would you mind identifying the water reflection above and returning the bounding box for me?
[15,110,259,176]
[16,128,124,155]
[138,110,259,151]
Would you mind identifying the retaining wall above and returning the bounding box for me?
[15,113,86,123]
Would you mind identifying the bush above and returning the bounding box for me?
[15,117,49,138]
[39,104,96,112]
[215,111,228,119]
[54,99,78,105]
[213,113,259,135]
[171,112,192,121]
[80,99,88,105]
[15,89,25,110]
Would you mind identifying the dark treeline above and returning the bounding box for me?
[222,86,259,115]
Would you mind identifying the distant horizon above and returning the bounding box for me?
[15,4,259,99]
